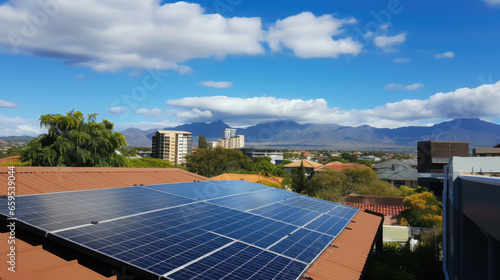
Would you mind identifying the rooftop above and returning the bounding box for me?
[0,167,381,280]
[284,159,322,169]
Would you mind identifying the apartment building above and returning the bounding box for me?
[152,130,193,164]
[211,128,245,149]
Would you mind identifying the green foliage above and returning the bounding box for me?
[127,157,174,168]
[366,241,443,280]
[185,147,253,177]
[341,152,358,162]
[291,162,307,193]
[0,160,31,166]
[401,192,442,228]
[0,146,24,159]
[305,166,402,202]
[399,186,430,196]
[326,156,345,163]
[357,159,373,168]
[198,135,208,149]
[22,110,127,167]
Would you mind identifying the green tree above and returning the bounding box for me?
[341,152,358,162]
[185,147,253,177]
[291,162,307,193]
[198,135,209,149]
[400,192,442,228]
[22,110,127,167]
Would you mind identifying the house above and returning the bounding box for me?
[314,161,358,173]
[358,155,381,162]
[472,147,500,157]
[417,140,469,197]
[374,159,420,187]
[283,159,322,177]
[344,194,407,225]
[239,148,283,164]
[0,166,382,280]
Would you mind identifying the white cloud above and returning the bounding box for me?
[435,51,455,59]
[385,83,424,91]
[109,106,125,114]
[267,12,361,58]
[0,114,44,136]
[74,74,85,80]
[135,108,164,120]
[373,33,406,52]
[393,58,411,63]
[0,99,18,108]
[0,1,264,72]
[165,80,500,128]
[199,81,233,88]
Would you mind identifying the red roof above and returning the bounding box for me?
[344,202,407,217]
[314,162,358,172]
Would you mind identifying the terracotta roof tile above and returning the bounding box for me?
[302,211,382,280]
[283,159,322,168]
[210,173,283,184]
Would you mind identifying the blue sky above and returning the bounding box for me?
[1,0,500,135]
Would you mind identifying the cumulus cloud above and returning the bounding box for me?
[385,83,424,91]
[374,33,407,52]
[0,99,18,108]
[165,81,500,128]
[393,58,411,63]
[0,114,44,136]
[109,106,125,115]
[135,108,164,121]
[199,81,233,88]
[267,12,361,58]
[435,51,455,59]
[0,1,264,72]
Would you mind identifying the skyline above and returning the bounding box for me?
[1,0,500,135]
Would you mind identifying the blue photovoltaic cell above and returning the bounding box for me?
[144,181,246,200]
[168,242,307,280]
[209,188,299,211]
[250,202,322,227]
[0,186,195,231]
[209,180,270,191]
[269,228,334,263]
[305,215,350,236]
[0,180,360,280]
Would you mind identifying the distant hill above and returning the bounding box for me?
[0,135,35,142]
[120,118,500,150]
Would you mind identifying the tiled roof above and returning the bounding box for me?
[0,232,116,280]
[0,156,21,165]
[0,166,381,280]
[210,173,283,184]
[0,167,207,195]
[283,159,322,168]
[344,202,408,217]
[314,162,358,172]
[301,211,382,280]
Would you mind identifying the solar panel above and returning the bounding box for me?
[0,180,358,280]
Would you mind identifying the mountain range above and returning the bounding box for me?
[121,118,500,151]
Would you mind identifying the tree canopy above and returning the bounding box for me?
[185,147,254,177]
[400,192,442,228]
[22,110,127,167]
[305,165,402,202]
[291,162,307,194]
[198,135,208,149]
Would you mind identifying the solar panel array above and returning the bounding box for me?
[0,180,359,280]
